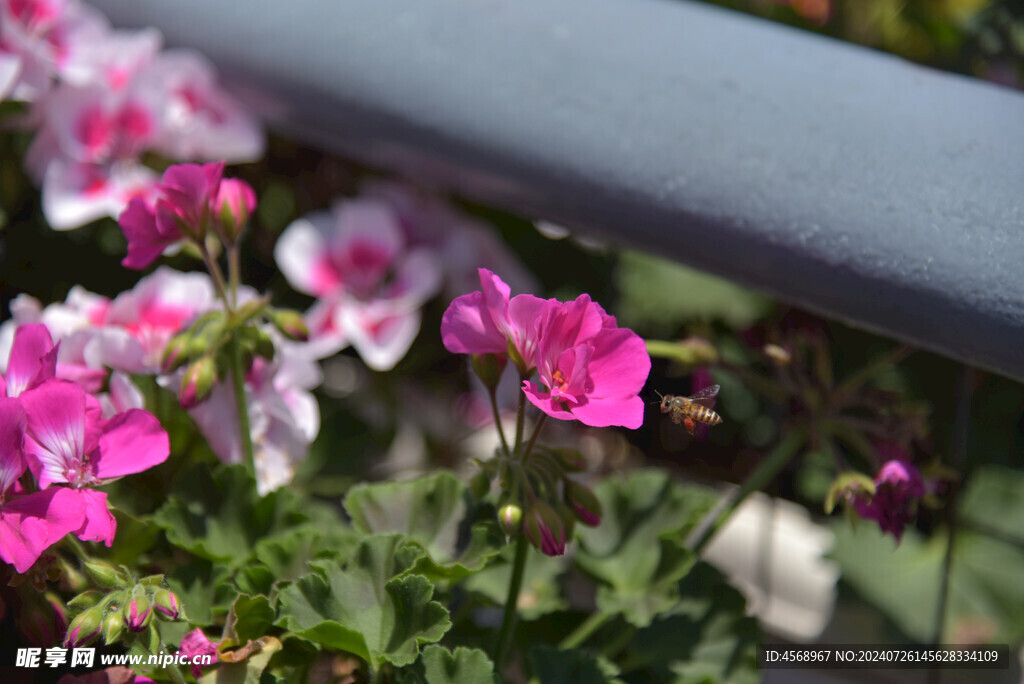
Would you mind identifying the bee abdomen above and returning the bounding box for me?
[694,405,722,425]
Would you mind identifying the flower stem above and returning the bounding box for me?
[227,244,241,310]
[521,414,548,462]
[513,383,527,453]
[197,243,231,312]
[559,610,612,650]
[487,387,511,458]
[229,336,255,474]
[686,428,805,555]
[494,531,529,670]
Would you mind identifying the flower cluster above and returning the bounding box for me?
[1,0,263,230]
[275,184,533,371]
[0,323,169,573]
[1,267,323,496]
[442,269,650,429]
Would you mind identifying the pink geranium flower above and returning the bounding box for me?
[275,198,441,370]
[440,268,551,368]
[178,628,218,678]
[854,457,925,542]
[523,296,650,429]
[1,323,58,399]
[118,161,224,269]
[0,397,84,573]
[19,379,169,545]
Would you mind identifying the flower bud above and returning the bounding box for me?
[161,333,192,373]
[82,559,122,589]
[565,480,602,527]
[497,503,522,537]
[17,593,67,647]
[153,590,181,620]
[123,593,152,632]
[65,606,103,647]
[268,309,309,342]
[212,178,257,244]
[523,501,566,557]
[179,357,217,409]
[103,611,124,645]
[471,353,507,391]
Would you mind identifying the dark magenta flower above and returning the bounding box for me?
[179,628,218,678]
[118,161,225,270]
[854,458,925,542]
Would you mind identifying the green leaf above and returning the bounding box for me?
[221,595,276,650]
[167,560,235,627]
[198,636,282,684]
[464,542,569,620]
[615,251,772,334]
[403,645,495,684]
[343,472,502,581]
[618,562,759,684]
[833,467,1024,644]
[531,645,623,684]
[574,470,708,626]
[276,534,451,669]
[151,464,303,570]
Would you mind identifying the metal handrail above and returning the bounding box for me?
[90,0,1024,380]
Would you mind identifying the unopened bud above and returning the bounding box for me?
[565,480,602,527]
[471,353,507,391]
[523,501,566,557]
[213,178,257,244]
[763,344,792,366]
[506,338,533,377]
[268,309,309,342]
[497,503,522,537]
[161,334,192,373]
[102,611,124,645]
[17,593,67,647]
[65,606,103,648]
[82,559,122,589]
[123,593,152,632]
[153,590,181,620]
[179,357,217,409]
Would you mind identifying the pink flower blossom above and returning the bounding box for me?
[275,198,441,370]
[212,177,256,242]
[19,379,169,545]
[523,296,650,428]
[178,628,218,678]
[854,458,925,542]
[0,397,85,572]
[440,268,551,367]
[118,161,224,269]
[0,323,57,398]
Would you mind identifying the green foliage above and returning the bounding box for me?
[198,636,282,684]
[343,471,503,581]
[151,464,306,569]
[833,467,1024,644]
[574,470,713,626]
[465,543,569,620]
[275,534,451,669]
[531,645,623,684]
[615,251,772,335]
[616,563,760,684]
[402,645,496,684]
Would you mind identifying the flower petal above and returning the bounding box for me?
[94,409,169,480]
[4,323,57,398]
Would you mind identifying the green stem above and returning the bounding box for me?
[488,387,511,458]
[521,414,548,462]
[494,532,529,670]
[832,344,913,407]
[513,383,527,454]
[227,244,241,310]
[230,336,256,473]
[686,429,805,555]
[158,636,188,684]
[559,611,612,650]
[198,243,231,311]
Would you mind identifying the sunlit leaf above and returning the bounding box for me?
[276,534,450,669]
[343,471,503,581]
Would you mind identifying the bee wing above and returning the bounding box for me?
[687,384,720,409]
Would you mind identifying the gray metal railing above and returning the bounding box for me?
[90,0,1024,381]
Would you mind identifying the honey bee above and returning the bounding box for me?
[657,384,722,436]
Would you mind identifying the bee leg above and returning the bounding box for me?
[671,413,683,425]
[684,416,696,436]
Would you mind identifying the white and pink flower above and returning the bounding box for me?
[275,198,442,371]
